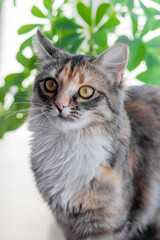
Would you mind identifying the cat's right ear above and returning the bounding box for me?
[33,30,69,60]
[93,43,129,86]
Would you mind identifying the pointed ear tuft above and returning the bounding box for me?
[33,30,70,60]
[94,43,129,85]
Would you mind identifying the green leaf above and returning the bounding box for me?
[150,19,160,31]
[150,8,160,16]
[0,85,8,103]
[127,0,134,10]
[95,3,111,26]
[0,0,5,9]
[112,0,127,6]
[43,0,54,12]
[99,17,120,31]
[116,35,130,45]
[77,2,91,26]
[145,52,160,68]
[93,31,107,47]
[55,33,81,49]
[19,37,33,51]
[120,12,126,18]
[139,1,160,21]
[16,52,30,67]
[18,24,42,34]
[139,0,151,17]
[146,36,160,50]
[16,52,36,70]
[131,12,138,36]
[140,19,150,37]
[136,67,160,86]
[151,0,160,3]
[27,55,37,70]
[13,0,16,6]
[13,88,31,108]
[141,17,160,37]
[5,72,30,88]
[0,88,31,137]
[43,31,54,40]
[96,46,108,55]
[54,17,82,31]
[140,2,160,16]
[70,37,85,53]
[31,6,46,18]
[0,109,27,138]
[127,38,146,71]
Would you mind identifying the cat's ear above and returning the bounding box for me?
[33,30,70,60]
[94,43,129,85]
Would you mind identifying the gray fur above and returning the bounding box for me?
[28,32,160,240]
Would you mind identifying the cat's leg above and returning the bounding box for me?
[55,167,131,240]
[54,198,129,240]
[54,172,130,239]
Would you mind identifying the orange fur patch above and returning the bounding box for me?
[70,166,123,214]
[55,62,106,105]
[98,166,122,187]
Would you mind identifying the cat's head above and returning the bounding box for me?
[29,30,128,132]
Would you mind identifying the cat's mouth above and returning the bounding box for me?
[56,107,75,121]
[59,114,67,120]
[51,107,78,122]
[58,114,75,122]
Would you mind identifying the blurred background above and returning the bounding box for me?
[0,0,160,239]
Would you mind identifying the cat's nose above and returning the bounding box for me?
[54,101,68,113]
[54,93,69,113]
[55,102,63,112]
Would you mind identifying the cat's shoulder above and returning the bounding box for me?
[125,84,160,111]
[126,84,160,102]
[125,84,160,138]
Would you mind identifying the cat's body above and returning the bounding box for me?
[29,31,160,240]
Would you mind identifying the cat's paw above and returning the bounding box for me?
[67,188,102,217]
[67,201,83,217]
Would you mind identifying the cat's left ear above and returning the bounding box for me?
[94,43,128,85]
[33,30,70,60]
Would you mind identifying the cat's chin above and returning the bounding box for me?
[48,115,91,132]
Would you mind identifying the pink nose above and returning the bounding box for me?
[55,102,64,111]
[54,93,69,112]
[54,99,69,112]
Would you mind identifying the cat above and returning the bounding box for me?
[28,30,160,240]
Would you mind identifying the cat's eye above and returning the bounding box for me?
[79,86,94,99]
[44,79,58,92]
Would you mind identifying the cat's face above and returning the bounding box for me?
[29,31,128,132]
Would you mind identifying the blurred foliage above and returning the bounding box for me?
[0,0,160,138]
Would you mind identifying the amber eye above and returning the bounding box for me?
[79,86,94,99]
[44,79,58,92]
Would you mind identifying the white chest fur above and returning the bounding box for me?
[31,128,112,210]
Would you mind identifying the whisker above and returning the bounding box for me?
[4,109,30,120]
[3,107,43,120]
[30,111,50,132]
[29,112,47,121]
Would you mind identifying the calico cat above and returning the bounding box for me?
[28,30,160,240]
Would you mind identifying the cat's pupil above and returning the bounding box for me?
[84,89,87,94]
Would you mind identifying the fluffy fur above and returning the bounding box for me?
[28,31,160,240]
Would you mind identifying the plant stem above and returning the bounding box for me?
[89,0,94,55]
